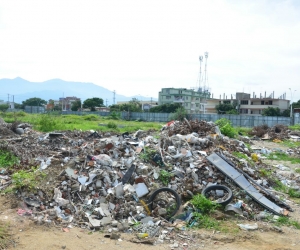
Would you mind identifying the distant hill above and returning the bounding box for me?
[0,77,156,105]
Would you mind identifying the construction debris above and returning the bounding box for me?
[0,119,300,245]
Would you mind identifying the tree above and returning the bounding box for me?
[22,97,47,109]
[215,103,236,114]
[71,100,82,111]
[83,98,104,111]
[281,109,290,117]
[169,107,188,121]
[262,107,281,116]
[150,103,181,113]
[109,99,142,113]
[0,104,9,111]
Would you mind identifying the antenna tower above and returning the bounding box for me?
[198,56,203,91]
[204,52,208,92]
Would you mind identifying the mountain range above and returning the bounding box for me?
[0,77,156,105]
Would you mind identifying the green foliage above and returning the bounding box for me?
[190,194,220,214]
[266,152,300,164]
[169,106,187,121]
[107,121,117,129]
[289,124,300,131]
[215,118,237,138]
[139,147,157,162]
[262,107,281,116]
[149,103,182,113]
[0,150,19,168]
[159,170,171,186]
[295,168,300,174]
[83,97,104,111]
[71,100,82,111]
[281,109,290,117]
[22,97,47,108]
[36,114,58,132]
[215,103,236,114]
[110,100,142,113]
[0,104,9,111]
[236,127,252,136]
[108,111,121,120]
[192,213,220,229]
[12,168,46,190]
[281,140,300,148]
[274,216,300,229]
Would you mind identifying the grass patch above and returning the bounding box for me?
[295,168,300,174]
[274,216,300,229]
[0,113,163,133]
[0,221,13,249]
[232,152,249,161]
[236,127,252,136]
[11,167,46,191]
[281,140,300,148]
[266,152,300,164]
[289,124,300,131]
[0,150,19,168]
[259,168,273,178]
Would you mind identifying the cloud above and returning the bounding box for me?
[0,0,299,102]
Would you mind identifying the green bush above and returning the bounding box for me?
[215,118,237,138]
[0,150,19,168]
[107,121,117,129]
[169,107,187,121]
[83,114,100,121]
[108,111,121,120]
[12,167,46,190]
[36,114,58,132]
[190,194,220,214]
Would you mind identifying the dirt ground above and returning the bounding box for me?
[1,139,300,250]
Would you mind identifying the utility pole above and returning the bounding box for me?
[7,94,9,104]
[289,88,297,118]
[113,90,116,105]
[106,99,108,107]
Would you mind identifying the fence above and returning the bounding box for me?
[60,111,295,127]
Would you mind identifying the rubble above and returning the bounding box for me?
[0,119,300,245]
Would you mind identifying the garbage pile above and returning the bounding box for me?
[248,124,299,141]
[0,119,299,244]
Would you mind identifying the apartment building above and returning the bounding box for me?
[217,92,290,115]
[159,88,290,115]
[158,88,211,113]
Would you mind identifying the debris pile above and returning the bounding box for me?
[0,119,299,244]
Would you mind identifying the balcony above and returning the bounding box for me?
[173,98,184,103]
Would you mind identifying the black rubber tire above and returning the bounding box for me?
[201,185,233,206]
[147,187,181,219]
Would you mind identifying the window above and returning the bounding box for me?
[241,100,248,105]
[166,89,170,94]
[261,101,264,105]
[196,97,199,101]
[166,96,171,100]
[196,103,199,107]
[179,90,182,94]
[269,101,272,105]
[251,102,253,105]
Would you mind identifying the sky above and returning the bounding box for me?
[0,0,300,102]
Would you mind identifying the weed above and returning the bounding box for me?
[107,121,117,129]
[281,140,300,148]
[259,168,272,178]
[139,147,157,162]
[215,118,237,138]
[159,170,171,186]
[190,194,220,214]
[288,189,300,198]
[295,168,300,174]
[192,213,220,230]
[0,150,19,168]
[36,114,58,132]
[12,167,46,191]
[267,152,300,164]
[108,111,121,120]
[274,216,300,229]
[236,127,252,136]
[169,107,187,121]
[232,152,249,161]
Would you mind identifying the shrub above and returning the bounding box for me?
[108,111,121,120]
[83,114,100,121]
[215,118,237,138]
[169,107,187,121]
[36,114,58,132]
[107,121,117,129]
[0,150,19,168]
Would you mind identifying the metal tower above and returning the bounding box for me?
[198,56,203,91]
[204,52,208,93]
